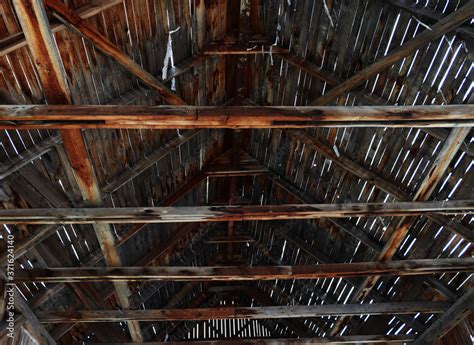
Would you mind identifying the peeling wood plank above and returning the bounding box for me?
[15,258,474,283]
[287,130,474,243]
[0,104,473,129]
[35,302,451,323]
[0,200,471,224]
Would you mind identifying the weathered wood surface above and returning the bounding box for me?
[1,200,471,224]
[85,335,416,344]
[287,130,474,242]
[0,105,472,129]
[414,289,474,345]
[310,1,474,105]
[328,127,471,336]
[0,134,61,180]
[36,301,450,323]
[15,258,474,283]
[43,0,185,105]
[11,0,144,341]
[0,0,123,56]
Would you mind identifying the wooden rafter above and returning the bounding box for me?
[0,134,61,180]
[0,104,472,129]
[255,221,427,333]
[414,288,474,344]
[267,172,457,301]
[11,0,142,341]
[15,258,474,283]
[329,127,470,335]
[36,301,451,323]
[0,200,470,224]
[310,1,474,105]
[0,0,122,57]
[102,130,203,194]
[0,128,202,267]
[386,0,474,39]
[43,0,185,105]
[286,130,474,243]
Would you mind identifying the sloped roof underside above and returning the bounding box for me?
[0,0,472,344]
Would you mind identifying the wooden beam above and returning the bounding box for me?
[84,335,416,344]
[286,130,474,243]
[0,274,56,344]
[0,134,61,180]
[206,235,255,243]
[1,200,471,224]
[205,164,268,177]
[36,302,451,323]
[102,130,202,194]
[15,258,474,283]
[414,288,474,344]
[266,173,451,332]
[310,1,474,105]
[386,0,474,39]
[0,0,122,57]
[355,91,474,157]
[43,0,185,105]
[276,51,473,157]
[0,104,473,129]
[11,1,143,341]
[329,127,470,335]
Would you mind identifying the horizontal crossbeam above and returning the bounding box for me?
[36,302,450,323]
[15,258,474,282]
[0,200,471,224]
[0,105,472,129]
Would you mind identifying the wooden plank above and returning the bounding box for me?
[329,127,471,335]
[1,200,471,224]
[15,258,474,283]
[43,0,186,105]
[414,288,474,345]
[0,104,473,129]
[206,235,255,243]
[287,130,474,242]
[102,130,202,194]
[0,0,123,57]
[310,1,474,105]
[381,128,470,260]
[12,1,143,341]
[0,134,61,180]
[83,335,416,344]
[35,302,451,323]
[0,271,55,344]
[386,0,474,39]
